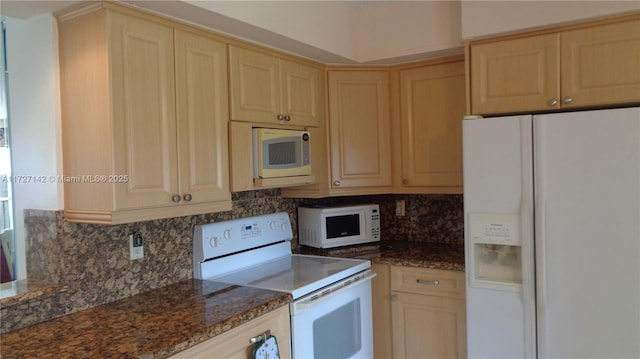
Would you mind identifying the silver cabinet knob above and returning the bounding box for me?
[390,295,398,302]
[547,98,558,107]
[562,96,573,105]
[402,179,409,185]
[183,193,192,202]
[333,180,341,186]
[284,115,291,121]
[172,194,181,203]
[277,114,284,121]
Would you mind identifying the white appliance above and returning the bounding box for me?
[193,212,375,359]
[463,107,640,358]
[253,128,311,179]
[298,204,380,248]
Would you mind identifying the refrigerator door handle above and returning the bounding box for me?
[534,117,549,357]
[520,116,537,358]
[534,119,548,309]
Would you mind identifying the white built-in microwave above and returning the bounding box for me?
[253,128,311,179]
[298,204,380,248]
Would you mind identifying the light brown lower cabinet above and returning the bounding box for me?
[372,264,467,359]
[169,306,291,359]
[372,263,394,358]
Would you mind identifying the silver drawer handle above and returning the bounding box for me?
[249,329,271,344]
[416,279,440,286]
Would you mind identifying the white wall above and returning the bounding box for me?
[153,0,464,64]
[188,0,358,60]
[5,14,63,280]
[354,1,462,63]
[461,0,640,40]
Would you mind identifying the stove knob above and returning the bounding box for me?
[209,236,218,248]
[223,229,231,240]
[281,223,288,232]
[269,221,278,230]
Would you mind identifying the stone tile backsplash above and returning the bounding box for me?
[2,191,462,332]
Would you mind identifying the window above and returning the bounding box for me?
[0,19,15,284]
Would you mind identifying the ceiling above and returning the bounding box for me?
[0,0,82,19]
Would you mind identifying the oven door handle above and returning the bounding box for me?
[291,270,376,315]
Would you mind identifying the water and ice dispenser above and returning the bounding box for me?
[467,213,522,291]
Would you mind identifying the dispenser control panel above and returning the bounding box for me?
[468,213,520,244]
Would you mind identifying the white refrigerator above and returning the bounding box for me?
[463,107,640,358]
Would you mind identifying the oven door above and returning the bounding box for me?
[290,270,376,359]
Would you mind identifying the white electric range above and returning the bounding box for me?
[193,212,375,359]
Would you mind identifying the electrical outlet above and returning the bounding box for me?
[395,199,406,217]
[129,233,144,260]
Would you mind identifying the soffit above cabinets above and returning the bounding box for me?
[4,1,637,65]
[1,0,463,65]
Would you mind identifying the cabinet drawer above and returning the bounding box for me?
[391,266,465,298]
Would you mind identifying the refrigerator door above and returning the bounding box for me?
[463,115,536,358]
[534,107,640,358]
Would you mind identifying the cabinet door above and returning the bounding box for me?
[280,59,323,127]
[561,18,640,108]
[169,306,291,359]
[371,264,393,359]
[109,12,179,209]
[399,60,465,189]
[391,291,467,359]
[328,71,392,188]
[175,30,230,204]
[228,46,281,124]
[470,33,560,114]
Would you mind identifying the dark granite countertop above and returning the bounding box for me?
[0,279,291,359]
[298,241,465,272]
[0,279,68,307]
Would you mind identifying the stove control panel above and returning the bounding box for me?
[240,222,263,239]
[193,212,293,263]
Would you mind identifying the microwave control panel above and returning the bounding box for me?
[370,208,380,240]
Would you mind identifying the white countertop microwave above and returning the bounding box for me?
[298,204,380,248]
[253,128,311,179]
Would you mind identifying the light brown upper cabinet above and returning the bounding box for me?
[283,61,467,198]
[57,3,231,224]
[327,70,392,190]
[470,33,560,114]
[282,69,396,198]
[228,45,324,127]
[469,14,640,115]
[396,58,465,193]
[561,17,640,108]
